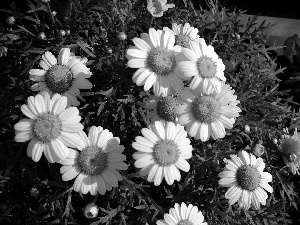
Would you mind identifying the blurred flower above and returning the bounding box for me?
[14,93,83,162]
[0,46,8,57]
[117,31,127,41]
[29,48,93,106]
[147,0,175,18]
[6,16,15,26]
[156,202,207,225]
[218,150,273,210]
[252,144,265,157]
[280,128,300,175]
[59,126,128,195]
[126,28,183,96]
[37,32,46,40]
[244,124,250,133]
[59,30,66,37]
[178,40,226,94]
[145,95,180,123]
[176,83,241,141]
[30,187,39,198]
[132,121,192,186]
[52,11,57,16]
[163,23,203,49]
[83,203,99,219]
[273,138,278,145]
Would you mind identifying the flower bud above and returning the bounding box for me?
[83,203,99,219]
[273,138,278,145]
[253,144,265,157]
[6,16,15,26]
[30,187,39,198]
[288,153,297,162]
[244,125,250,133]
[37,32,46,40]
[117,31,127,41]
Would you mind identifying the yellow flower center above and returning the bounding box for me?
[236,165,261,191]
[157,96,180,122]
[77,146,108,175]
[147,47,176,76]
[197,56,217,78]
[45,65,73,93]
[33,113,62,142]
[191,95,221,123]
[153,140,180,166]
[175,34,190,48]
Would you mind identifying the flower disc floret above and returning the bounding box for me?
[236,165,261,191]
[153,140,180,166]
[197,56,217,78]
[178,219,194,225]
[156,96,179,122]
[77,146,108,175]
[147,47,176,76]
[45,65,73,93]
[33,113,61,142]
[191,95,221,123]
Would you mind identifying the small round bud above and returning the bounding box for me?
[66,30,70,35]
[235,34,240,40]
[0,46,8,57]
[273,138,278,145]
[106,47,113,54]
[37,32,46,40]
[117,31,127,41]
[288,153,297,162]
[6,16,15,26]
[252,144,265,157]
[207,144,212,150]
[30,187,39,198]
[59,30,66,37]
[244,125,250,133]
[52,11,57,16]
[83,203,99,219]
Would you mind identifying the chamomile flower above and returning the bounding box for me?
[176,84,241,141]
[156,202,208,225]
[280,128,300,175]
[132,121,193,186]
[29,48,93,106]
[59,126,128,195]
[14,93,83,163]
[218,150,273,210]
[178,40,225,94]
[163,23,204,49]
[145,94,180,123]
[126,28,184,96]
[147,0,175,18]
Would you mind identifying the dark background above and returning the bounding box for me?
[194,0,300,19]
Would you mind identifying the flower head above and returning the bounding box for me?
[126,28,183,96]
[280,128,300,175]
[163,23,203,49]
[218,150,273,210]
[176,84,241,141]
[147,0,175,18]
[178,40,225,94]
[132,121,193,186]
[14,93,83,163]
[59,126,128,195]
[29,48,93,106]
[156,202,208,225]
[145,94,180,123]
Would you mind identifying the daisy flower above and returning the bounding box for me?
[132,121,193,186]
[14,93,83,163]
[176,84,241,141]
[163,22,204,49]
[280,128,300,175]
[218,150,273,210]
[178,40,225,94]
[147,0,175,18]
[157,202,207,225]
[59,126,128,195]
[29,48,93,106]
[126,28,184,96]
[145,94,180,123]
